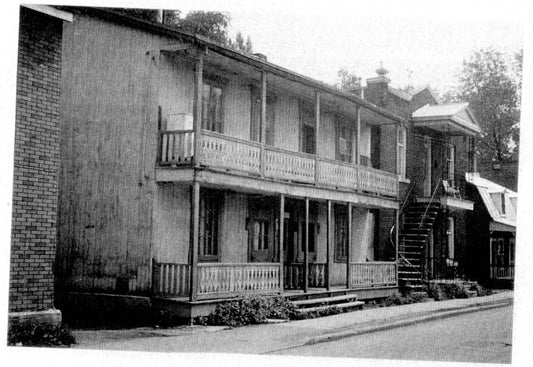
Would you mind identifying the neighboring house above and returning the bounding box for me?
[357,66,481,289]
[465,173,516,288]
[53,7,406,319]
[9,5,72,327]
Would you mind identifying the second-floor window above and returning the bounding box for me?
[250,87,275,145]
[398,127,407,179]
[337,120,354,163]
[300,103,316,155]
[202,80,224,133]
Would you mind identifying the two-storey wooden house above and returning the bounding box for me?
[54,7,408,319]
[357,66,481,289]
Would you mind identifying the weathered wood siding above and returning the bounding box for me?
[318,113,337,160]
[273,93,300,152]
[220,193,249,263]
[57,13,177,293]
[224,79,252,140]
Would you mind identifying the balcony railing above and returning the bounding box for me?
[490,265,514,280]
[152,261,190,296]
[159,130,398,197]
[283,263,327,289]
[350,262,397,288]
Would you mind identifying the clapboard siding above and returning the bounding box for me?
[220,193,249,263]
[274,93,300,152]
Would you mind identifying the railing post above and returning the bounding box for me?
[279,194,285,294]
[193,50,204,168]
[260,70,267,177]
[326,200,332,290]
[347,202,352,288]
[315,91,320,185]
[189,180,200,301]
[304,197,309,293]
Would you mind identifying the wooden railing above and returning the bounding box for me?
[350,262,397,288]
[152,262,190,296]
[264,147,315,183]
[283,263,327,289]
[197,263,280,298]
[358,165,398,197]
[200,131,261,174]
[159,130,194,165]
[490,265,514,279]
[159,130,398,197]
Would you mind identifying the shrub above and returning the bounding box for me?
[195,295,296,327]
[470,283,493,297]
[8,324,76,347]
[428,282,473,301]
[381,292,425,307]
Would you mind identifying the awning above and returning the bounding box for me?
[411,103,481,136]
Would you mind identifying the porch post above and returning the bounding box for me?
[315,91,320,184]
[279,194,285,293]
[346,202,352,289]
[395,208,400,286]
[189,180,200,301]
[304,197,309,293]
[193,50,204,168]
[355,106,361,166]
[259,70,267,176]
[326,200,332,290]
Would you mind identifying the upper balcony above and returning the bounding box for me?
[157,129,398,199]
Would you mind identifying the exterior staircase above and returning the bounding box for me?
[398,201,441,291]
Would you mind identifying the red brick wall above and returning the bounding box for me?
[9,8,63,312]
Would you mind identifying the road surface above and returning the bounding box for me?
[270,305,513,363]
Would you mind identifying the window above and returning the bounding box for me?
[337,121,354,163]
[300,103,316,155]
[397,127,407,179]
[446,143,455,184]
[250,87,275,145]
[501,193,506,215]
[199,190,222,261]
[202,80,224,133]
[251,219,269,251]
[447,217,454,259]
[334,205,348,262]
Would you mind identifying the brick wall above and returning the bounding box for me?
[9,8,63,312]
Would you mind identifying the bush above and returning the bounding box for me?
[381,292,426,307]
[195,296,296,327]
[428,282,473,301]
[470,283,493,297]
[8,324,76,347]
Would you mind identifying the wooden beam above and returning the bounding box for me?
[346,202,352,289]
[326,200,332,291]
[279,194,285,293]
[189,180,200,301]
[304,198,309,293]
[315,91,320,184]
[260,71,267,176]
[356,106,361,165]
[193,51,204,168]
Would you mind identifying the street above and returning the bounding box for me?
[270,305,513,363]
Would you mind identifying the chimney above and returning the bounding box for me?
[366,62,390,106]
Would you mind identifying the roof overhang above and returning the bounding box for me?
[490,221,516,233]
[23,4,73,22]
[411,104,481,136]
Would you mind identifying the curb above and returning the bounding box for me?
[304,298,513,346]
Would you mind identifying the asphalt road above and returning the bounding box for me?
[270,305,513,363]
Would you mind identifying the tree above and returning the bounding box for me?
[447,48,521,162]
[335,68,362,94]
[229,32,253,53]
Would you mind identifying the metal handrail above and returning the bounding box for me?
[389,182,415,249]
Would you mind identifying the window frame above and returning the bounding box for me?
[198,189,223,262]
[397,126,407,179]
[334,205,348,263]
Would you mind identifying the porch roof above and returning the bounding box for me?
[411,103,481,136]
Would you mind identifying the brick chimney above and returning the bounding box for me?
[365,62,390,107]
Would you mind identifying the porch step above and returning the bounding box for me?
[295,301,364,314]
[292,294,359,307]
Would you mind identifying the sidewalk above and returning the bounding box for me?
[72,291,513,354]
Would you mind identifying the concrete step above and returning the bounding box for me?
[294,301,364,314]
[292,294,358,308]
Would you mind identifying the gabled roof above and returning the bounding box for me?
[411,103,481,135]
[465,173,517,230]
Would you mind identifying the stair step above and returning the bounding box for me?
[295,301,364,314]
[292,294,358,307]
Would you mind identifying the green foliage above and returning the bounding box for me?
[336,68,362,93]
[381,292,426,307]
[428,282,472,301]
[444,48,522,162]
[8,324,76,347]
[195,296,296,327]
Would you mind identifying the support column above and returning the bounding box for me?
[304,198,309,293]
[355,106,361,166]
[260,71,267,176]
[193,50,204,168]
[346,202,352,289]
[314,91,320,184]
[279,194,285,294]
[326,200,332,290]
[189,181,200,301]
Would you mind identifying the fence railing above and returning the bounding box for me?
[152,262,190,296]
[283,263,327,289]
[197,263,280,298]
[159,130,398,197]
[490,265,514,279]
[424,257,466,281]
[350,262,397,288]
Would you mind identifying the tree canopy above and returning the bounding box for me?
[444,48,522,162]
[111,8,253,53]
[335,68,362,94]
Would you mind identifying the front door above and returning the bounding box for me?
[248,198,275,262]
